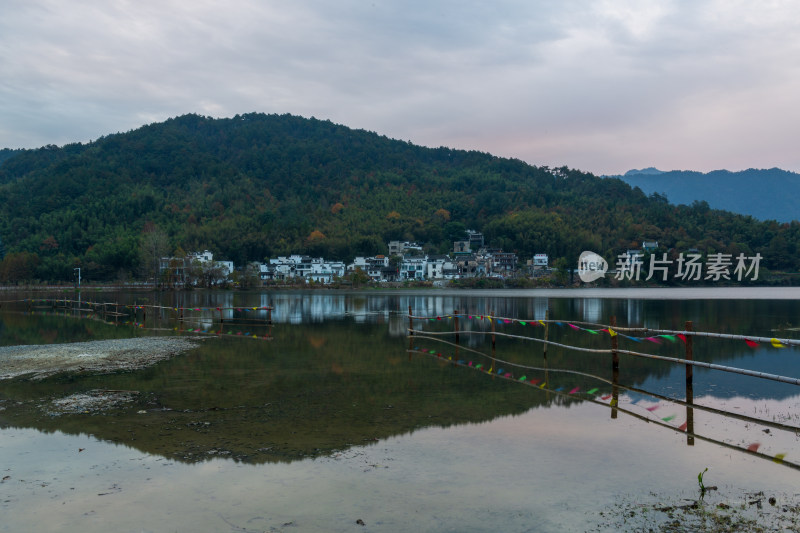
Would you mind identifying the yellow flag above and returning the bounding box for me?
[771,338,786,348]
[608,328,617,337]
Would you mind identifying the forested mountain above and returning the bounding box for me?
[0,148,23,167]
[0,113,798,282]
[617,168,800,222]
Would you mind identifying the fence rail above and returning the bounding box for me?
[406,306,800,471]
[1,298,275,339]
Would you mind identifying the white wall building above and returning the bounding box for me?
[400,255,428,280]
[265,256,345,284]
[426,255,459,279]
[348,255,391,282]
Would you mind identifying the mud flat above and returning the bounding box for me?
[0,336,203,380]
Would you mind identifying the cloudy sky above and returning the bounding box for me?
[2,0,799,175]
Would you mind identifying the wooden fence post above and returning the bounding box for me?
[685,320,694,445]
[685,321,693,384]
[543,309,550,395]
[610,316,619,419]
[453,309,460,365]
[611,315,619,371]
[490,310,496,351]
[408,305,414,360]
[543,309,549,361]
[454,309,460,346]
[490,310,496,375]
[686,380,695,446]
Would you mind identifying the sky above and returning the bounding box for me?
[2,0,800,176]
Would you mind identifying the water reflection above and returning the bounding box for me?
[1,289,799,471]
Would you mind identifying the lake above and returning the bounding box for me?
[1,287,799,532]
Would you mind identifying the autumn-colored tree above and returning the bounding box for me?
[349,267,370,287]
[0,252,40,283]
[307,230,326,243]
[434,208,450,221]
[40,236,59,251]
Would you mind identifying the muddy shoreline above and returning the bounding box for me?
[0,336,203,380]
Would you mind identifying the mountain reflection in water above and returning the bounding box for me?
[3,289,800,532]
[1,289,799,469]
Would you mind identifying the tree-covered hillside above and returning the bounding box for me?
[0,113,798,282]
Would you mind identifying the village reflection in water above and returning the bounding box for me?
[1,290,798,469]
[2,289,800,532]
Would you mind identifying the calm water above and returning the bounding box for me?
[1,288,799,532]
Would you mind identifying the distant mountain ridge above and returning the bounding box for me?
[623,167,664,177]
[615,168,800,222]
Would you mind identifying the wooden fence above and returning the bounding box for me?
[406,307,800,470]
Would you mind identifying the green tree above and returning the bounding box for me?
[349,267,370,287]
[139,224,170,284]
[553,257,569,286]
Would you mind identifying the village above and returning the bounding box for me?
[157,231,551,287]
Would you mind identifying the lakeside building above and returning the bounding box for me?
[388,240,423,256]
[347,255,391,282]
[261,256,345,283]
[160,238,525,287]
[159,250,233,287]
